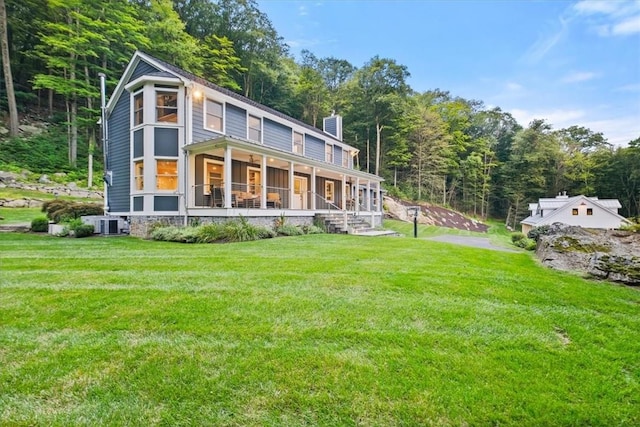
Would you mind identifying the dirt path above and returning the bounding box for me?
[426,235,520,253]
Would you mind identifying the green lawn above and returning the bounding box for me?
[1,232,639,426]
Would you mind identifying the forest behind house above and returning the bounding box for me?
[0,0,638,226]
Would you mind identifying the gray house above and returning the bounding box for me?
[104,51,384,236]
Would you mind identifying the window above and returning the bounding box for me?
[133,92,144,126]
[587,208,593,216]
[248,115,261,142]
[342,149,349,167]
[156,160,178,190]
[572,208,579,216]
[325,144,333,163]
[205,160,223,194]
[206,99,223,132]
[156,91,178,123]
[134,160,144,190]
[293,132,304,154]
[325,181,334,203]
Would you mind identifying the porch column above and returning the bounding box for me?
[311,167,316,210]
[355,177,360,213]
[366,180,371,211]
[260,155,267,209]
[341,175,346,211]
[224,146,233,208]
[289,161,295,210]
[378,184,383,213]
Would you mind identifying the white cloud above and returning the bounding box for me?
[510,108,586,128]
[572,0,640,36]
[506,82,523,91]
[612,15,640,34]
[522,17,569,63]
[510,108,639,146]
[298,5,308,16]
[561,71,598,83]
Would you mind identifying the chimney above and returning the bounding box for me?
[323,113,342,141]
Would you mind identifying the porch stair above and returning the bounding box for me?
[315,213,398,236]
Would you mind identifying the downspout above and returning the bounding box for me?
[98,72,109,215]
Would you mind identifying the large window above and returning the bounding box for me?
[248,115,261,142]
[325,144,333,163]
[156,160,178,190]
[134,160,144,190]
[293,132,304,155]
[206,99,223,132]
[156,91,178,123]
[133,92,144,126]
[325,181,335,203]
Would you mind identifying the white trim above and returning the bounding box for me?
[203,158,224,195]
[293,131,304,155]
[125,75,182,92]
[325,180,335,203]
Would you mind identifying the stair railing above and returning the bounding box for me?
[312,192,349,232]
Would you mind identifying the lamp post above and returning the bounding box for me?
[407,206,419,238]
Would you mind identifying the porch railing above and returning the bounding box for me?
[190,183,290,209]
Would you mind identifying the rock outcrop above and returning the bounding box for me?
[535,223,640,285]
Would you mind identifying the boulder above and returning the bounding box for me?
[535,223,640,285]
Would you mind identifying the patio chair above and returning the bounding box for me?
[267,192,281,208]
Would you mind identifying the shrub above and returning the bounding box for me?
[42,199,103,223]
[276,224,304,236]
[73,223,95,238]
[621,223,640,233]
[151,226,188,242]
[528,225,551,241]
[302,224,324,234]
[30,217,49,232]
[511,232,526,243]
[195,223,224,243]
[222,217,262,242]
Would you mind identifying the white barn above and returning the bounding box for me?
[520,193,631,234]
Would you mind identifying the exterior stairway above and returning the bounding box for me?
[315,212,377,234]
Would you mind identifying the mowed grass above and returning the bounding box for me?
[1,232,639,426]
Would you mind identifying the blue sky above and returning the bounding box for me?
[257,0,640,146]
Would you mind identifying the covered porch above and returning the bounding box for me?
[183,137,383,218]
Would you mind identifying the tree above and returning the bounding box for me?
[351,56,410,176]
[0,0,18,135]
[201,34,246,91]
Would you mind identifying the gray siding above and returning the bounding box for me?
[191,98,221,143]
[263,118,291,151]
[226,104,246,139]
[315,177,343,209]
[128,61,161,83]
[107,92,131,212]
[305,135,325,162]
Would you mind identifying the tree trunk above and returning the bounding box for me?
[375,119,382,176]
[0,0,18,136]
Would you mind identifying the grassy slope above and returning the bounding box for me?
[1,233,639,426]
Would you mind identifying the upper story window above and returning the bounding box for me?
[133,92,144,126]
[325,143,333,163]
[206,99,223,132]
[248,115,262,142]
[572,208,579,215]
[156,91,178,123]
[293,132,304,155]
[156,160,178,190]
[587,208,593,215]
[342,149,349,168]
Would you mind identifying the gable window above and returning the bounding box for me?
[293,132,304,155]
[587,208,593,216]
[206,99,223,132]
[325,181,335,203]
[572,208,579,216]
[342,149,349,167]
[156,160,178,190]
[325,143,333,163]
[248,115,261,142]
[156,91,178,123]
[133,91,144,126]
[134,160,144,190]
